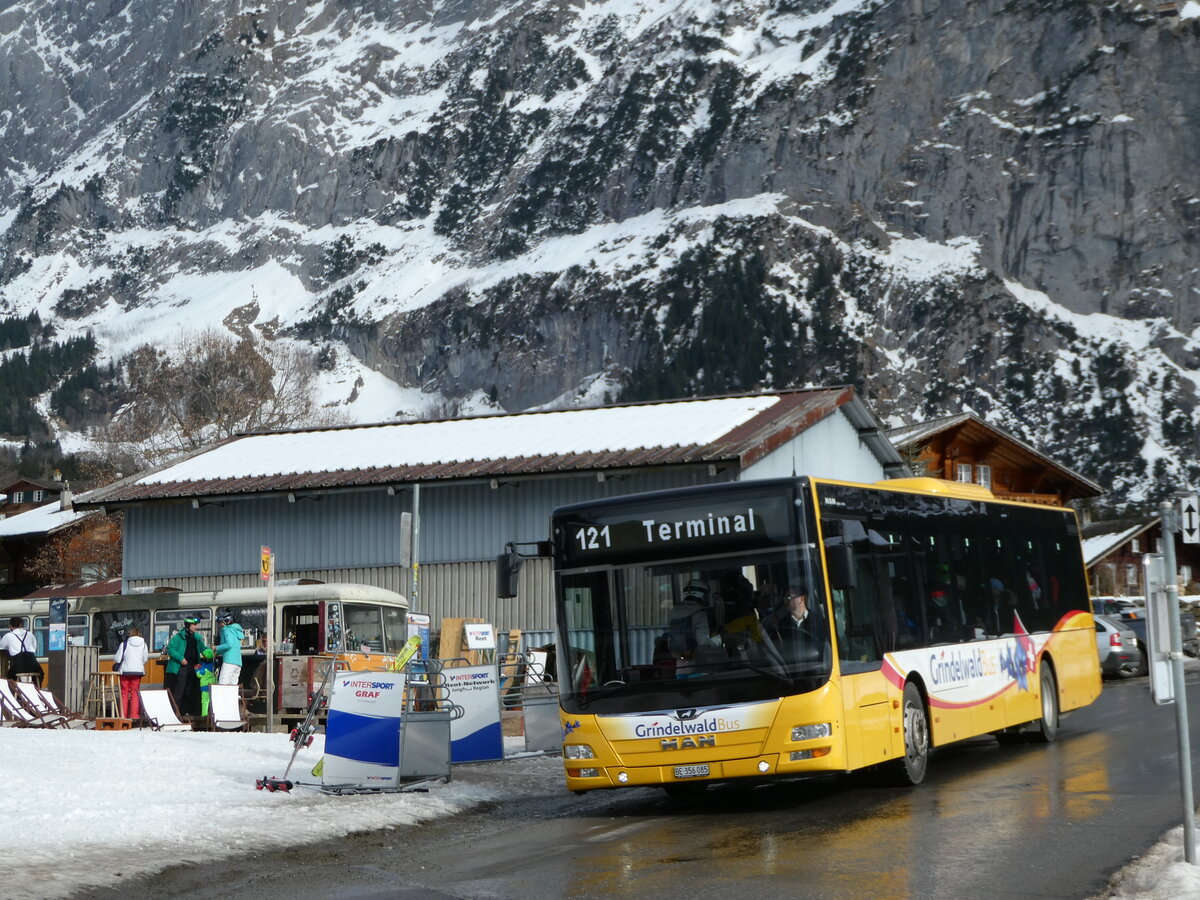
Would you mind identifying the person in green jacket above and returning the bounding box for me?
[165,617,209,717]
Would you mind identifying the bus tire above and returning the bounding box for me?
[1029,666,1059,744]
[888,682,929,786]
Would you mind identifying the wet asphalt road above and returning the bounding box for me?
[78,669,1200,900]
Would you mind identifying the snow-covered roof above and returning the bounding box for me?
[83,389,905,504]
[1081,520,1155,567]
[0,500,92,538]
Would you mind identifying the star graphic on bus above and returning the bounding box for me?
[999,613,1038,690]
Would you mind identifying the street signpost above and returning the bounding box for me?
[1181,496,1200,544]
[1149,500,1195,864]
[1143,554,1175,705]
[262,545,276,733]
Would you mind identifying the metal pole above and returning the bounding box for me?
[1160,500,1196,864]
[265,548,276,735]
[411,484,421,611]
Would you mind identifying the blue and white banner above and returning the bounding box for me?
[322,672,406,789]
[445,664,503,763]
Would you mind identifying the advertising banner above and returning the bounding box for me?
[465,623,496,649]
[445,664,503,763]
[406,613,431,660]
[322,672,406,789]
[48,598,68,652]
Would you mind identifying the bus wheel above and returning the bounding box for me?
[889,682,929,786]
[1029,666,1059,744]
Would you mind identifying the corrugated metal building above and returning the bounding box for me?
[79,389,906,640]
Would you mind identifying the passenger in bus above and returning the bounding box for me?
[775,583,823,666]
[2,616,41,684]
[667,581,723,675]
[113,626,149,720]
[214,611,245,686]
[165,616,209,717]
[717,570,764,659]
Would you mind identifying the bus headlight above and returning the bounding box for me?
[567,768,600,778]
[564,744,596,759]
[791,723,832,741]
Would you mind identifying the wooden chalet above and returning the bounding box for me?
[887,413,1102,508]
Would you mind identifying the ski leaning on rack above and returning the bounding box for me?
[255,658,338,793]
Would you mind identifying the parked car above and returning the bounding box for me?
[1093,598,1199,672]
[1094,614,1142,679]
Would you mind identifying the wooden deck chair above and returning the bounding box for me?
[139,688,193,732]
[15,681,93,729]
[208,683,248,731]
[0,679,68,728]
[37,688,76,717]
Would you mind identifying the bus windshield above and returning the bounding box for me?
[556,482,831,715]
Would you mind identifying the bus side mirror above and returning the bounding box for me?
[496,549,522,599]
[827,544,857,591]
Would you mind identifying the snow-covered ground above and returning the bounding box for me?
[0,728,1196,899]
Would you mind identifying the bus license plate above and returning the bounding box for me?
[673,764,709,779]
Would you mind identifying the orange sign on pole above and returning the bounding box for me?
[261,546,273,581]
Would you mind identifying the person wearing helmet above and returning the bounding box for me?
[214,611,245,686]
[165,616,209,717]
[666,579,722,676]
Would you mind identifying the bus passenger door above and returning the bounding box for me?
[831,553,896,770]
[840,668,893,770]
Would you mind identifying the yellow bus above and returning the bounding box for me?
[550,476,1101,794]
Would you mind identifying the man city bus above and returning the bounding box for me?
[550,476,1100,794]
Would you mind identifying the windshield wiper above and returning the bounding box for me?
[740,663,795,689]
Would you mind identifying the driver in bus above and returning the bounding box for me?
[774,582,823,666]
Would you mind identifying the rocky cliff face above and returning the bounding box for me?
[1,0,1198,504]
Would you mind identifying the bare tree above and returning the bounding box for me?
[94,329,344,467]
[25,512,124,583]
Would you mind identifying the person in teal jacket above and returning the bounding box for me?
[165,617,208,717]
[214,611,245,686]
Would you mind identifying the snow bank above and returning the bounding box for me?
[0,729,513,899]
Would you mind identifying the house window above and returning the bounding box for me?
[1157,538,1164,553]
[1131,538,1140,553]
[1182,566,1193,585]
[31,490,44,503]
[956,463,973,483]
[975,465,992,489]
[1126,563,1138,586]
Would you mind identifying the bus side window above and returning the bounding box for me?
[829,519,885,672]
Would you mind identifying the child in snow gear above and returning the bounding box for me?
[197,648,217,717]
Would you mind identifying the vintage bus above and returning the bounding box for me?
[0,582,410,715]
[550,476,1101,793]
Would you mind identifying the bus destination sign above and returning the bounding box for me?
[555,489,795,566]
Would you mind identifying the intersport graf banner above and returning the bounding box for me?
[322,672,407,788]
[445,664,503,763]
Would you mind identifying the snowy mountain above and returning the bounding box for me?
[2,0,1199,504]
